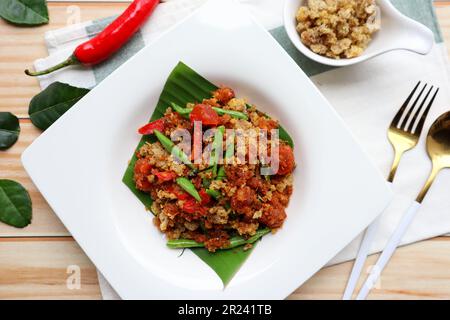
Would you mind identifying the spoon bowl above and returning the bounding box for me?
[417,111,450,202]
[283,0,435,67]
[427,111,450,167]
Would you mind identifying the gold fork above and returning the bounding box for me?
[387,82,438,182]
[343,81,439,300]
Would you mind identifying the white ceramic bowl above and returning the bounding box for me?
[284,0,434,67]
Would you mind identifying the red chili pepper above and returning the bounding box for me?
[152,170,177,182]
[25,0,159,76]
[190,104,220,126]
[138,118,165,135]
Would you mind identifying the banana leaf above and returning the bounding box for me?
[122,62,293,286]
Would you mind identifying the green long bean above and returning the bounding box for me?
[214,129,234,179]
[169,101,248,121]
[206,189,221,200]
[224,129,235,161]
[210,126,225,177]
[212,107,248,120]
[170,102,192,118]
[153,129,195,170]
[217,166,226,180]
[176,177,201,202]
[166,228,271,249]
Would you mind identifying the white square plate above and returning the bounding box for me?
[22,0,392,299]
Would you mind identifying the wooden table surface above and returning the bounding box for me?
[1,1,450,300]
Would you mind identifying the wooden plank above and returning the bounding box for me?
[291,237,450,300]
[0,238,101,299]
[1,237,449,299]
[0,121,68,237]
[436,6,450,57]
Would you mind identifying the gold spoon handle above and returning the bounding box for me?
[416,165,441,203]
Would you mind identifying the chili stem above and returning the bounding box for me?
[166,228,271,249]
[25,55,79,77]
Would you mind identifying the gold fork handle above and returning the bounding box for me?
[388,149,405,182]
[416,165,441,203]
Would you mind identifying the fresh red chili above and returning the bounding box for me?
[190,104,220,126]
[138,118,165,135]
[25,0,159,76]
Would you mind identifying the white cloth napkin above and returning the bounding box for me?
[32,0,450,299]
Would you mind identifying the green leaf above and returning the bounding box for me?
[0,179,32,228]
[191,246,254,285]
[0,0,49,26]
[0,112,20,150]
[122,62,293,286]
[29,82,90,130]
[279,126,294,148]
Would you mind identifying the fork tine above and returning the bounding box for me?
[390,81,421,127]
[415,87,439,135]
[407,86,433,132]
[399,83,427,130]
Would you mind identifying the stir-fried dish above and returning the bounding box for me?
[133,87,296,252]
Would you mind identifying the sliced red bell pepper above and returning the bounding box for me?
[190,104,220,126]
[138,118,165,135]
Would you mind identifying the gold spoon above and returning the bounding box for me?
[357,111,450,300]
